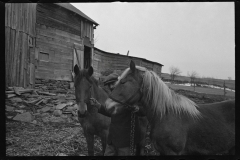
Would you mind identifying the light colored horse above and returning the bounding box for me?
[106,60,235,155]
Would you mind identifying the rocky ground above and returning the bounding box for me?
[5,79,234,156]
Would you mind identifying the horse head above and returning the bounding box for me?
[106,60,144,111]
[74,64,94,117]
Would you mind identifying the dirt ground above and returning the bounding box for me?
[6,87,234,156]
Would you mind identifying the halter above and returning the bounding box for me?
[109,86,143,110]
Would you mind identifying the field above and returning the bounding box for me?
[167,83,235,98]
[161,73,235,90]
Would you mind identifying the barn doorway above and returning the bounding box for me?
[84,46,91,69]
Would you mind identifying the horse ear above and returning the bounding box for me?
[74,64,80,75]
[88,66,93,77]
[130,60,136,72]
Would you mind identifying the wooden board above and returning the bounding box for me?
[30,63,35,85]
[5,27,10,87]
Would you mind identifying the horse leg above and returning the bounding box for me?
[100,130,108,156]
[100,136,107,156]
[135,143,141,155]
[84,132,94,156]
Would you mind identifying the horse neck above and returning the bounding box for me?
[140,97,159,125]
[91,82,109,105]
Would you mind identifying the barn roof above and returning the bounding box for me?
[55,3,99,26]
[94,47,164,66]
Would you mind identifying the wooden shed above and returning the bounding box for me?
[92,47,163,79]
[5,3,98,88]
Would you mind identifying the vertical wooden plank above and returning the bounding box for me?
[7,3,12,27]
[9,29,16,86]
[19,3,23,32]
[10,3,13,28]
[80,20,83,38]
[32,4,36,37]
[15,3,20,30]
[30,63,35,87]
[12,31,19,86]
[20,33,27,87]
[5,4,8,27]
[23,4,26,33]
[16,32,23,86]
[12,3,17,29]
[34,47,39,74]
[5,27,10,87]
[27,3,30,35]
[26,3,29,34]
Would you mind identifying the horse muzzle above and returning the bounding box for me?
[77,102,88,118]
[78,110,88,118]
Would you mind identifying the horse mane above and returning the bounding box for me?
[118,66,201,119]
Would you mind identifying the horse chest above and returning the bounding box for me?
[78,113,110,135]
[151,117,189,155]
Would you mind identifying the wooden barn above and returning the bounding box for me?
[92,48,163,78]
[5,3,163,89]
[5,3,98,88]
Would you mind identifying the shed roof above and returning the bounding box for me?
[94,47,163,67]
[55,3,99,26]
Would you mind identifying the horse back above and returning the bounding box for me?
[185,100,235,154]
[198,99,235,126]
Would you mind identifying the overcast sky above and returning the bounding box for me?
[71,2,235,80]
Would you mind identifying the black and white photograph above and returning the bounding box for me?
[5,2,235,156]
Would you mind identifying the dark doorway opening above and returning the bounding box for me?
[84,46,91,69]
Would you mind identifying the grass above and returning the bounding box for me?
[167,83,235,98]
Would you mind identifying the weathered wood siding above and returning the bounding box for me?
[36,3,92,81]
[92,48,162,79]
[5,3,36,88]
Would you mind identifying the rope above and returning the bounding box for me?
[130,111,136,155]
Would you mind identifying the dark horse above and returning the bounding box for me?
[73,64,148,156]
[106,60,235,155]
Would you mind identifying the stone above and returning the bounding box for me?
[41,106,51,113]
[53,110,62,117]
[61,114,68,119]
[33,113,40,116]
[7,116,13,119]
[19,105,26,109]
[10,97,22,103]
[31,120,37,124]
[42,117,49,123]
[72,110,77,117]
[56,153,67,156]
[13,112,33,122]
[64,106,76,112]
[41,113,50,118]
[55,103,67,110]
[66,101,74,106]
[49,116,65,123]
[6,106,15,112]
[15,110,25,114]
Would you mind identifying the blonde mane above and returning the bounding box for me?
[118,66,201,119]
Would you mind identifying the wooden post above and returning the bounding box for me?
[193,79,195,91]
[223,80,227,97]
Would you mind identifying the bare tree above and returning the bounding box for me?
[169,66,181,83]
[187,71,199,87]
